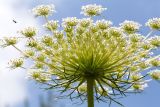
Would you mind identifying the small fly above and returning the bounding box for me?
[13,20,17,23]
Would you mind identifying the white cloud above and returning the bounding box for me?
[0,70,26,106]
[0,0,38,106]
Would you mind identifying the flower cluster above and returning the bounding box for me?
[149,69,160,80]
[32,5,56,17]
[8,58,24,69]
[132,82,148,90]
[79,18,93,27]
[120,20,141,34]
[146,18,160,30]
[20,27,37,38]
[108,27,123,37]
[43,20,59,31]
[96,19,112,29]
[149,36,160,47]
[1,4,160,107]
[0,37,18,47]
[27,70,51,82]
[81,4,107,16]
[62,17,79,26]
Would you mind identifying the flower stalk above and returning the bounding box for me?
[87,78,94,107]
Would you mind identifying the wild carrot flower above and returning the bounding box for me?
[149,69,160,80]
[8,58,24,69]
[150,58,160,67]
[27,70,51,82]
[96,19,112,29]
[62,17,79,26]
[81,4,107,16]
[146,18,160,30]
[79,18,93,27]
[19,27,37,38]
[0,37,18,47]
[120,20,141,34]
[24,49,35,57]
[1,4,160,107]
[149,36,160,47]
[32,5,55,17]
[43,20,59,31]
[132,82,148,91]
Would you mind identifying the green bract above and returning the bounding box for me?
[1,4,160,107]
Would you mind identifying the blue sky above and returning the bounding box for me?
[0,0,160,107]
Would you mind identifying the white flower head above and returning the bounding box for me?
[146,18,160,30]
[132,82,148,91]
[43,20,59,31]
[149,36,160,47]
[96,19,112,29]
[150,58,160,67]
[8,58,24,69]
[130,73,143,81]
[53,30,64,39]
[130,34,144,43]
[0,37,18,47]
[79,18,93,27]
[32,4,56,17]
[108,27,123,37]
[27,70,51,82]
[41,35,53,46]
[27,70,41,80]
[149,69,160,80]
[89,24,99,33]
[62,17,79,26]
[78,83,87,93]
[141,41,152,50]
[19,27,37,38]
[24,49,35,57]
[81,4,107,17]
[120,20,141,34]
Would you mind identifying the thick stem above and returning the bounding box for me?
[87,78,94,107]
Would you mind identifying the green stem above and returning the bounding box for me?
[87,78,94,107]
